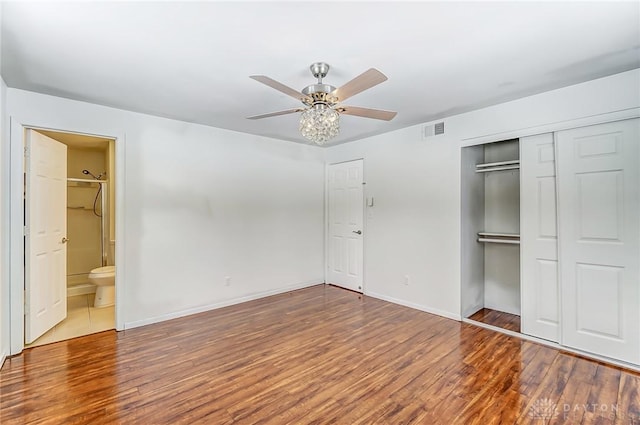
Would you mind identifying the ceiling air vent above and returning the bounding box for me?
[422,122,445,140]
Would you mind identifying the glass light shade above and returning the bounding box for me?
[299,105,340,145]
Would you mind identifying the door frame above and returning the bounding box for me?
[8,116,126,355]
[324,158,366,293]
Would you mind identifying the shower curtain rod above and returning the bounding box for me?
[67,177,108,183]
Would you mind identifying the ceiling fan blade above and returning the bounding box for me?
[247,108,303,120]
[330,68,388,102]
[338,106,397,121]
[250,75,310,102]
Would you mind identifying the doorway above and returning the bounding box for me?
[24,129,117,348]
[326,159,364,293]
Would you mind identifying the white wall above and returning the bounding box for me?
[6,89,325,339]
[2,68,638,357]
[325,69,640,320]
[0,76,6,365]
[0,0,6,366]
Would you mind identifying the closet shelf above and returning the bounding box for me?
[478,232,519,238]
[477,232,520,245]
[475,159,520,173]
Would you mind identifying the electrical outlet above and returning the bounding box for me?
[224,276,231,286]
[404,275,410,285]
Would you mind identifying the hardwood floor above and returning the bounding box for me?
[469,307,521,333]
[1,284,638,424]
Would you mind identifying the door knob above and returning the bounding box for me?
[61,237,69,244]
[352,230,362,235]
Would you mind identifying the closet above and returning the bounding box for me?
[461,118,640,366]
[461,139,521,327]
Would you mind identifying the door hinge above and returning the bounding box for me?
[23,226,28,236]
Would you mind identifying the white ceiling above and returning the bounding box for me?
[2,1,639,146]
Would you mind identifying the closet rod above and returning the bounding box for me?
[477,232,520,238]
[477,238,520,245]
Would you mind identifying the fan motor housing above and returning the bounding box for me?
[302,84,337,105]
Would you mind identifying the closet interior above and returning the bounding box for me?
[461,138,521,333]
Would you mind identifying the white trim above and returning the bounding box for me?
[461,107,640,147]
[463,319,640,372]
[123,279,324,329]
[323,162,329,285]
[9,117,23,355]
[361,160,367,294]
[0,352,6,370]
[9,117,126,355]
[113,134,125,332]
[366,290,462,321]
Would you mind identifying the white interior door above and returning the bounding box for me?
[327,160,364,292]
[557,119,639,364]
[520,133,559,342]
[25,130,68,344]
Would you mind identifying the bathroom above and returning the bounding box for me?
[26,130,116,347]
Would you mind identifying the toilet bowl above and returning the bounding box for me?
[88,265,115,308]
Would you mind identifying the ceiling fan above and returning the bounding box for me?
[247,62,397,145]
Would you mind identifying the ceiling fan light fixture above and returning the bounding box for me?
[299,104,340,145]
[250,62,395,145]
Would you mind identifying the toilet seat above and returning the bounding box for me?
[89,266,115,277]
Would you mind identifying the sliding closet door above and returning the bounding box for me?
[520,134,559,342]
[557,119,639,364]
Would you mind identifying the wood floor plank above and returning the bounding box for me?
[615,371,640,425]
[1,284,638,424]
[469,307,521,332]
[557,356,600,423]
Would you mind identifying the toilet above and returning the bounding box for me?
[88,266,115,308]
[88,240,116,308]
